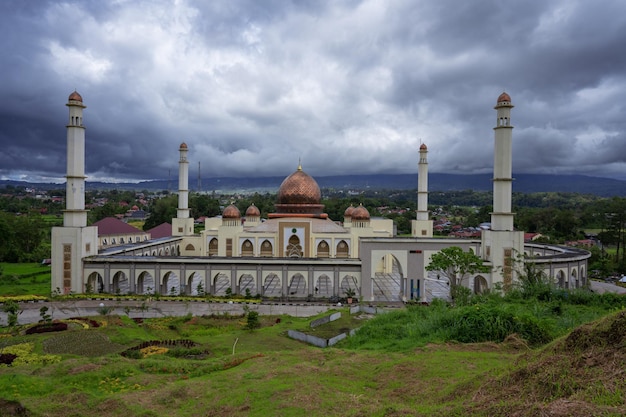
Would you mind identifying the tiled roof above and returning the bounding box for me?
[148,223,172,239]
[92,217,143,235]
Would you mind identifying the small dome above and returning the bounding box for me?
[344,204,355,217]
[351,204,370,221]
[420,143,427,151]
[245,204,260,217]
[131,205,139,211]
[497,92,511,103]
[68,91,83,102]
[180,142,188,150]
[222,204,241,219]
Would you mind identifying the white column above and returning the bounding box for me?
[491,93,514,231]
[177,142,190,219]
[417,144,429,221]
[64,93,88,227]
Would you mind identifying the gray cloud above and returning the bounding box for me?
[1,0,626,183]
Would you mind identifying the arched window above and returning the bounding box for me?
[241,239,254,256]
[317,241,329,258]
[185,244,195,251]
[286,235,302,258]
[260,240,273,257]
[208,238,218,256]
[336,240,349,258]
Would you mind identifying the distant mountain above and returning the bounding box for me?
[2,173,625,197]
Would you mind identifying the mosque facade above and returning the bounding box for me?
[50,92,590,302]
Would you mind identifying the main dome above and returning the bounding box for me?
[277,165,321,205]
[270,164,326,218]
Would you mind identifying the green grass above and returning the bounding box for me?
[0,314,516,417]
[1,287,625,416]
[0,262,51,296]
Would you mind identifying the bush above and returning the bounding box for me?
[25,322,67,334]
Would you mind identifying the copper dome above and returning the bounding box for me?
[68,91,83,102]
[245,204,260,217]
[351,204,370,221]
[277,165,321,205]
[180,142,188,150]
[497,92,511,103]
[222,204,241,219]
[270,164,326,218]
[344,204,355,217]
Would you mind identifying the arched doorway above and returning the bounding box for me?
[136,271,155,295]
[86,272,104,294]
[316,274,333,297]
[373,254,402,301]
[340,275,359,297]
[111,271,129,295]
[208,238,218,256]
[214,273,230,296]
[188,272,204,296]
[263,273,281,297]
[288,273,307,297]
[162,272,180,296]
[473,275,488,294]
[239,274,256,296]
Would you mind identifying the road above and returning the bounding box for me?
[589,280,626,294]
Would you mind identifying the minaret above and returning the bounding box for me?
[51,91,98,294]
[481,92,523,290]
[64,91,88,227]
[491,92,514,231]
[172,142,194,236]
[412,143,433,237]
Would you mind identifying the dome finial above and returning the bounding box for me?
[297,157,302,171]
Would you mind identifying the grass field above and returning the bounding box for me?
[0,263,51,297]
[0,311,519,417]
[1,294,625,416]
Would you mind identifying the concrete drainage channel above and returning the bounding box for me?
[287,305,386,348]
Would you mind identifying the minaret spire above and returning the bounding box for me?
[412,142,433,237]
[63,91,88,227]
[491,92,514,231]
[172,142,194,236]
[51,91,98,294]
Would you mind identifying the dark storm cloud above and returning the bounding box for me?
[1,0,626,183]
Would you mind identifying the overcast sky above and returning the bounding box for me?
[1,0,625,183]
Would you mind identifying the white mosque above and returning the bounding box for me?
[51,91,590,301]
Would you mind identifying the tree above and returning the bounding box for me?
[425,246,490,300]
[143,195,177,230]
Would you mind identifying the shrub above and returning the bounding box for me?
[25,322,68,335]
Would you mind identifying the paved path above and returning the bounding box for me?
[2,281,623,326]
[0,299,339,326]
[589,280,626,294]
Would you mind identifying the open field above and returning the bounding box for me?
[0,311,518,417]
[1,294,626,416]
[0,263,51,297]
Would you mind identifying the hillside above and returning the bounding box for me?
[2,173,626,196]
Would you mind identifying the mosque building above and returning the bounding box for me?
[50,91,590,301]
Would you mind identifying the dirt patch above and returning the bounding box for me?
[0,399,30,417]
[466,310,626,416]
[68,363,101,375]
